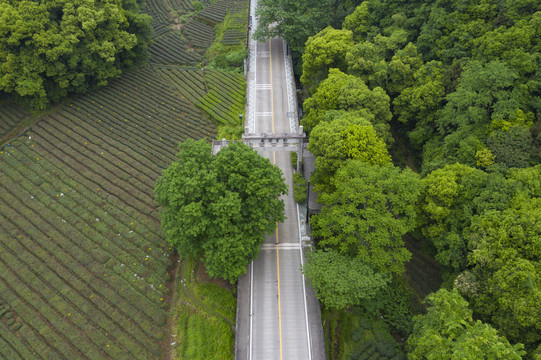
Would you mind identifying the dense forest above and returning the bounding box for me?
[0,0,153,109]
[257,0,540,358]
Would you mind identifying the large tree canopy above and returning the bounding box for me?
[253,0,336,52]
[301,68,392,134]
[437,61,527,136]
[300,27,353,92]
[420,163,531,271]
[0,0,152,108]
[393,60,446,149]
[155,140,287,282]
[302,249,391,310]
[313,161,421,275]
[407,289,525,360]
[463,197,541,348]
[421,163,487,270]
[308,114,391,192]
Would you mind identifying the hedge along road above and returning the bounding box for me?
[235,12,326,360]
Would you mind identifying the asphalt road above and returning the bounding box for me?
[235,28,326,360]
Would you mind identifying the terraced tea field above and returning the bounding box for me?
[197,0,240,24]
[0,68,216,359]
[142,0,198,35]
[156,66,246,126]
[0,102,32,143]
[142,0,203,65]
[183,19,216,49]
[220,0,249,46]
[0,0,248,357]
[149,31,203,66]
[143,0,248,64]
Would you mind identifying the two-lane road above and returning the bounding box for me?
[235,15,326,360]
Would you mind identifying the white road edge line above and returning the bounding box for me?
[297,202,313,360]
[249,261,253,360]
[285,24,312,357]
[283,40,297,133]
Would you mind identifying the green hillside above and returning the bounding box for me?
[0,0,248,358]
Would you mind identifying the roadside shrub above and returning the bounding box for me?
[291,151,298,169]
[191,0,204,13]
[226,49,248,68]
[293,172,307,203]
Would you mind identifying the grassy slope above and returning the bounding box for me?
[155,66,246,127]
[172,259,236,359]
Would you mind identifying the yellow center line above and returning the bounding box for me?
[269,31,282,360]
[273,153,282,358]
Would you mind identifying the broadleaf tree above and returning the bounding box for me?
[464,198,541,348]
[253,0,336,52]
[312,160,421,275]
[300,27,353,92]
[155,140,287,282]
[301,68,392,134]
[420,163,488,270]
[407,289,525,360]
[302,249,391,310]
[307,114,391,193]
[0,0,152,108]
